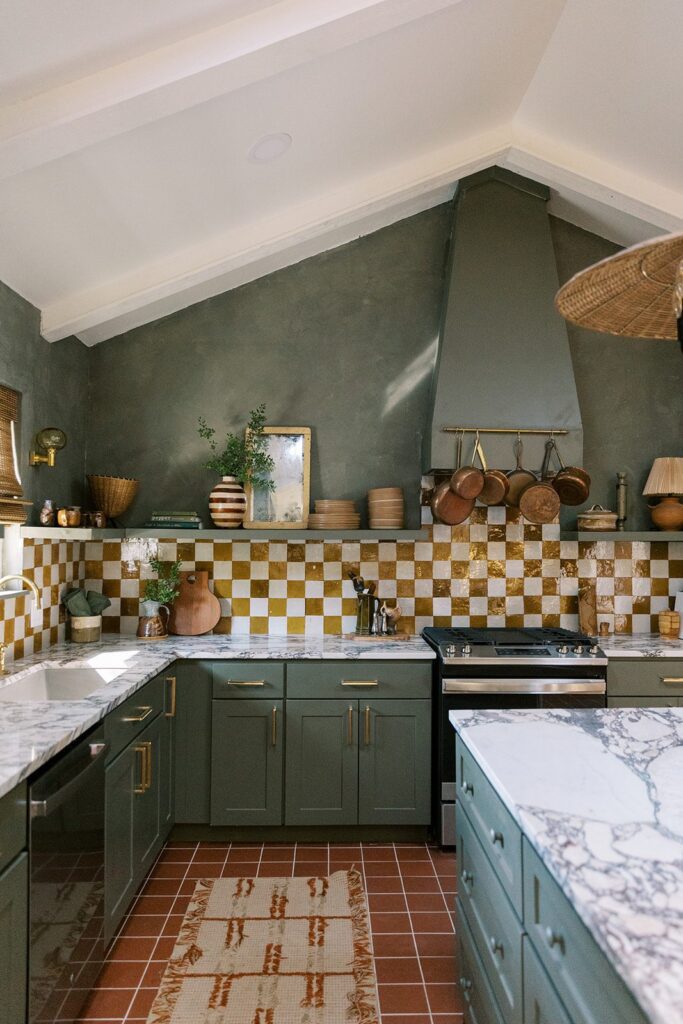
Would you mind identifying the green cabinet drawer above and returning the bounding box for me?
[286,661,431,699]
[456,737,523,914]
[456,898,506,1024]
[523,839,648,1024]
[212,661,284,698]
[211,699,283,826]
[457,805,523,1024]
[105,674,165,762]
[0,851,28,1024]
[607,696,678,707]
[523,935,570,1024]
[607,659,683,697]
[0,783,26,874]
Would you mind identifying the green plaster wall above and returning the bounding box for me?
[0,280,88,517]
[86,207,452,527]
[549,217,683,531]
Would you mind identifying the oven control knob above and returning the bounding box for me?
[557,644,569,655]
[445,645,457,657]
[573,645,585,655]
[462,644,472,656]
[589,644,600,655]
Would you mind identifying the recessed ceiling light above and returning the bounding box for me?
[248,133,292,163]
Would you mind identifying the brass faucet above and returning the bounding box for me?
[0,574,42,609]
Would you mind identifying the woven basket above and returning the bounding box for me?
[87,475,139,520]
[555,232,683,340]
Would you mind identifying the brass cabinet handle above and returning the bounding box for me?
[461,869,474,887]
[134,745,146,794]
[661,677,683,684]
[461,780,474,796]
[459,977,473,1003]
[165,676,176,717]
[364,705,371,745]
[271,707,277,747]
[545,926,564,952]
[226,679,266,686]
[123,705,153,723]
[143,741,153,790]
[341,679,378,687]
[489,828,504,847]
[347,706,353,745]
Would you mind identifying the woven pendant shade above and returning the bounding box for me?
[555,232,683,341]
[643,457,683,496]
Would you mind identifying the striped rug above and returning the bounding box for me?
[146,869,379,1024]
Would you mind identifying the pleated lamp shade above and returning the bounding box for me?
[643,457,683,496]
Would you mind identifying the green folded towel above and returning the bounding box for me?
[63,587,111,617]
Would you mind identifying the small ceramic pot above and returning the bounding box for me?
[70,614,102,643]
[57,506,81,527]
[209,475,247,528]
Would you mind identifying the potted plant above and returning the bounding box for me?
[138,558,181,639]
[198,404,275,528]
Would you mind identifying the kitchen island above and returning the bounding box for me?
[450,704,683,1024]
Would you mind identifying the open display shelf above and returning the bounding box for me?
[560,531,683,542]
[21,526,427,542]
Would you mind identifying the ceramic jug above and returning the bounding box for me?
[136,601,169,640]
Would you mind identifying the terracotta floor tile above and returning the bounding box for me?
[368,894,407,913]
[141,961,168,988]
[430,1014,464,1023]
[184,863,219,879]
[261,846,295,860]
[192,847,230,861]
[402,875,442,893]
[221,862,259,877]
[108,937,157,961]
[293,862,328,876]
[161,915,184,937]
[364,875,404,894]
[421,956,457,983]
[426,982,463,1014]
[78,987,135,1018]
[395,849,431,861]
[375,957,423,984]
[414,932,457,957]
[226,848,264,862]
[363,862,400,876]
[327,858,360,871]
[370,912,412,933]
[157,848,193,863]
[362,847,397,861]
[257,862,294,877]
[94,960,147,989]
[127,988,158,1018]
[132,895,176,915]
[400,862,438,877]
[371,932,417,957]
[153,937,178,959]
[140,879,182,897]
[380,1016,432,1024]
[120,915,164,938]
[406,892,449,912]
[410,912,454,933]
[378,984,429,1014]
[149,862,187,879]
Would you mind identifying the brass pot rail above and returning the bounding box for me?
[443,427,569,436]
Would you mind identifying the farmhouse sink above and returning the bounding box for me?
[0,666,124,701]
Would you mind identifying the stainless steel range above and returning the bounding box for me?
[422,626,607,845]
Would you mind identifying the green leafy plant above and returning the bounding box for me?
[198,404,275,489]
[144,558,181,605]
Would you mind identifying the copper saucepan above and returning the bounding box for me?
[431,481,474,526]
[550,439,591,506]
[518,440,561,524]
[505,436,536,507]
[475,438,510,506]
[450,432,485,500]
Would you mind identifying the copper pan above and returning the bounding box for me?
[550,439,591,506]
[475,438,510,506]
[505,437,536,507]
[518,440,561,524]
[431,481,474,526]
[449,432,485,500]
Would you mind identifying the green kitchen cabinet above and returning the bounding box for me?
[358,699,431,824]
[135,713,164,875]
[285,699,358,825]
[0,851,28,1024]
[174,661,212,824]
[211,699,283,826]
[160,671,176,836]
[607,696,679,707]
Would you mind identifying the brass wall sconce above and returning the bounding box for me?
[29,427,67,468]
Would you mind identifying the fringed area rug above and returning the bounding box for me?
[146,869,379,1024]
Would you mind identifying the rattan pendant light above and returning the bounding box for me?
[555,231,683,351]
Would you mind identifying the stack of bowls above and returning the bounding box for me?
[309,500,360,529]
[368,487,404,528]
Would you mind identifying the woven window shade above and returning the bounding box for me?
[0,384,29,525]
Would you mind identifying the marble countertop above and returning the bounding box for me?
[0,633,434,801]
[601,633,683,657]
[450,705,683,1024]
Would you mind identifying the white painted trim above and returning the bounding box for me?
[41,128,509,343]
[0,0,464,181]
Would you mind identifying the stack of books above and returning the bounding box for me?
[144,511,203,530]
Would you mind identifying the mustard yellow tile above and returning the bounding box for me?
[488,560,505,578]
[524,560,542,577]
[560,596,578,614]
[323,616,342,634]
[231,598,251,616]
[214,542,233,560]
[451,560,468,579]
[488,597,505,615]
[614,577,632,595]
[415,597,433,617]
[378,562,396,579]
[596,560,614,577]
[543,541,560,559]
[269,599,287,616]
[433,616,451,628]
[305,562,323,580]
[103,541,121,561]
[470,542,487,561]
[287,617,305,634]
[288,544,305,562]
[433,579,449,597]
[213,617,232,634]
[342,598,358,616]
[269,561,287,579]
[560,559,578,577]
[287,580,305,599]
[324,543,342,562]
[177,542,195,562]
[415,561,432,580]
[470,579,487,597]
[652,578,669,596]
[323,580,342,598]
[523,597,542,613]
[651,542,668,559]
[470,614,487,628]
[506,614,524,628]
[342,562,360,580]
[506,578,524,596]
[486,526,506,542]
[633,559,650,577]
[360,543,379,562]
[250,617,269,634]
[542,578,558,595]
[250,579,268,598]
[396,579,415,598]
[396,542,415,561]
[250,542,269,561]
[305,598,323,616]
[232,561,251,579]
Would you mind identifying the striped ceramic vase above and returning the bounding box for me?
[208,475,247,528]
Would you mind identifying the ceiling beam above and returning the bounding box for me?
[0,0,464,182]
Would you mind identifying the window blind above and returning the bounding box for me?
[0,384,30,525]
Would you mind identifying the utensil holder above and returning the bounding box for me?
[355,594,378,635]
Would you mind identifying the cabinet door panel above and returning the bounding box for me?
[211,700,283,826]
[0,852,28,1024]
[359,699,431,824]
[134,715,163,878]
[104,745,137,946]
[160,674,175,838]
[285,700,358,825]
[174,661,212,824]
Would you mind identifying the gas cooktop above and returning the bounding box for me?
[422,626,606,666]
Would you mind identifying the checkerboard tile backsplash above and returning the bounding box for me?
[0,539,86,663]
[77,507,683,636]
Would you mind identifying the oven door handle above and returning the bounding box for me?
[442,678,605,694]
[30,742,108,818]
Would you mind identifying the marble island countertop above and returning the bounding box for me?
[0,632,434,801]
[450,705,683,1024]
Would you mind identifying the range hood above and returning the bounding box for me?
[424,167,582,473]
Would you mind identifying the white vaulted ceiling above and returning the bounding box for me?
[0,0,680,345]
